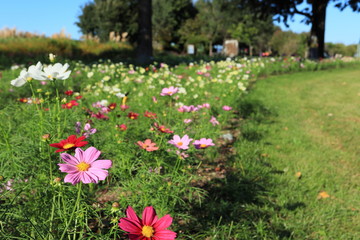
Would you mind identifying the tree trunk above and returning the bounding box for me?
[209,41,213,56]
[311,0,329,59]
[136,0,153,65]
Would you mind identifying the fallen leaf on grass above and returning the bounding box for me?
[317,191,330,199]
[295,171,302,179]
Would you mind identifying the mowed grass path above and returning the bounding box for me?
[242,66,360,239]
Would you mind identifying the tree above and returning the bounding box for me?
[152,0,196,50]
[270,28,308,56]
[250,0,360,59]
[76,0,138,42]
[137,0,153,64]
[76,2,99,37]
[228,15,275,56]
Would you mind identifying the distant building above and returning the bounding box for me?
[223,40,238,57]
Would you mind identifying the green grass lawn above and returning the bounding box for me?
[238,66,360,239]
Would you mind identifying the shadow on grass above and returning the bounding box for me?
[182,99,302,239]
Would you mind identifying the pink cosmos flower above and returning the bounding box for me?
[222,105,232,111]
[184,119,192,124]
[58,147,112,185]
[210,116,219,126]
[136,139,159,152]
[119,206,176,240]
[168,134,193,150]
[193,138,215,149]
[83,123,97,138]
[202,103,210,109]
[160,86,178,96]
[152,96,158,103]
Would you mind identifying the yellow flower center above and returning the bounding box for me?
[177,142,183,146]
[76,162,90,171]
[63,143,75,149]
[47,75,53,80]
[200,144,207,148]
[142,225,154,237]
[26,77,32,81]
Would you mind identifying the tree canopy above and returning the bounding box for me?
[249,0,360,58]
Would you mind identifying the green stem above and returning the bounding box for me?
[51,80,61,137]
[59,183,82,240]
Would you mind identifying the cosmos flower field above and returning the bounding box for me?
[0,56,357,239]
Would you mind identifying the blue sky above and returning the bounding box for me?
[0,0,359,45]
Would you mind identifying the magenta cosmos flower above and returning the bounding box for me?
[160,86,178,96]
[168,134,193,150]
[58,147,112,185]
[222,105,232,111]
[119,206,176,240]
[193,138,215,149]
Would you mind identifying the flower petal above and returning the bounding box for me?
[58,163,78,173]
[119,217,142,233]
[84,171,99,183]
[142,206,157,226]
[76,141,88,148]
[80,172,94,184]
[84,147,101,163]
[153,214,173,230]
[74,148,85,162]
[91,160,112,169]
[126,206,141,224]
[49,143,62,148]
[60,152,79,165]
[64,173,81,185]
[88,168,108,180]
[154,229,177,239]
[11,78,26,87]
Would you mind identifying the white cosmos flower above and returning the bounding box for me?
[115,92,125,98]
[10,62,45,87]
[42,63,71,80]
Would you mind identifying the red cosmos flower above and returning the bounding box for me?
[128,112,139,120]
[144,110,157,119]
[64,90,74,96]
[75,95,83,100]
[154,123,174,134]
[118,206,176,240]
[108,103,117,111]
[116,124,127,131]
[91,112,109,120]
[49,135,88,153]
[19,98,28,103]
[62,100,78,109]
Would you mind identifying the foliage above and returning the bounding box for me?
[152,0,196,51]
[76,2,99,37]
[270,28,308,57]
[228,15,275,56]
[326,42,357,57]
[249,0,360,58]
[0,37,133,69]
[76,0,138,42]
